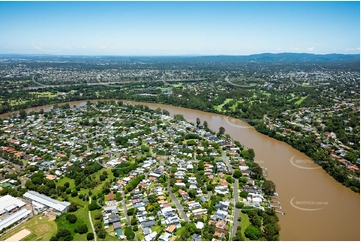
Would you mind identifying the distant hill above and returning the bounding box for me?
[189,53,360,63]
[0,52,359,64]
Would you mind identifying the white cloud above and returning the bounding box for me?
[31,39,72,52]
[307,47,314,51]
[345,47,360,51]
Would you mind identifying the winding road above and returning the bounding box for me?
[29,73,204,90]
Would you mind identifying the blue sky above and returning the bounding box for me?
[0,1,359,55]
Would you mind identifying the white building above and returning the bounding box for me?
[23,191,70,214]
[0,209,32,231]
[0,195,26,215]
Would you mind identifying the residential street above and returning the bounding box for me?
[232,179,240,238]
[167,171,190,223]
[222,151,240,239]
[222,151,234,173]
[121,190,131,226]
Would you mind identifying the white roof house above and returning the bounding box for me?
[252,197,263,203]
[196,221,204,229]
[144,231,157,241]
[239,165,250,171]
[175,183,186,187]
[23,191,70,214]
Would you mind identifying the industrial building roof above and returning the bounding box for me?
[23,191,70,213]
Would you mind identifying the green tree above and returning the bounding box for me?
[218,126,226,136]
[248,148,255,160]
[203,121,209,129]
[240,191,248,198]
[124,226,135,240]
[86,233,94,241]
[262,180,276,196]
[55,228,73,241]
[236,202,244,209]
[94,212,102,220]
[162,109,170,116]
[233,169,242,178]
[19,109,27,119]
[68,202,78,212]
[196,117,201,127]
[234,229,245,241]
[263,223,280,241]
[66,214,77,224]
[245,225,262,240]
[88,200,100,211]
[75,224,89,234]
[155,107,162,114]
[97,228,106,239]
[127,208,135,216]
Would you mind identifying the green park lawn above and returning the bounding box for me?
[55,206,91,241]
[214,98,233,112]
[239,211,251,240]
[29,91,58,98]
[0,214,57,241]
[295,95,308,105]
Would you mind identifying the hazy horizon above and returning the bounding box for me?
[1,1,359,56]
[0,52,360,57]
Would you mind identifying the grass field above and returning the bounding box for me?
[52,168,121,240]
[171,83,183,88]
[102,234,120,241]
[230,100,244,111]
[56,176,76,190]
[9,99,29,106]
[239,211,251,240]
[55,210,88,241]
[0,214,57,241]
[92,168,115,195]
[29,91,58,98]
[214,98,233,112]
[259,90,271,97]
[295,95,308,105]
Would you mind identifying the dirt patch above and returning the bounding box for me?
[44,211,56,221]
[5,229,31,241]
[34,224,51,235]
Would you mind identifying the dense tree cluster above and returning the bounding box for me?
[243,208,280,241]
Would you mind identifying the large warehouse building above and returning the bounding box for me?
[0,195,31,231]
[0,209,32,231]
[0,195,26,215]
[23,191,70,214]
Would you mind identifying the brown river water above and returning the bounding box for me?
[0,100,359,241]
